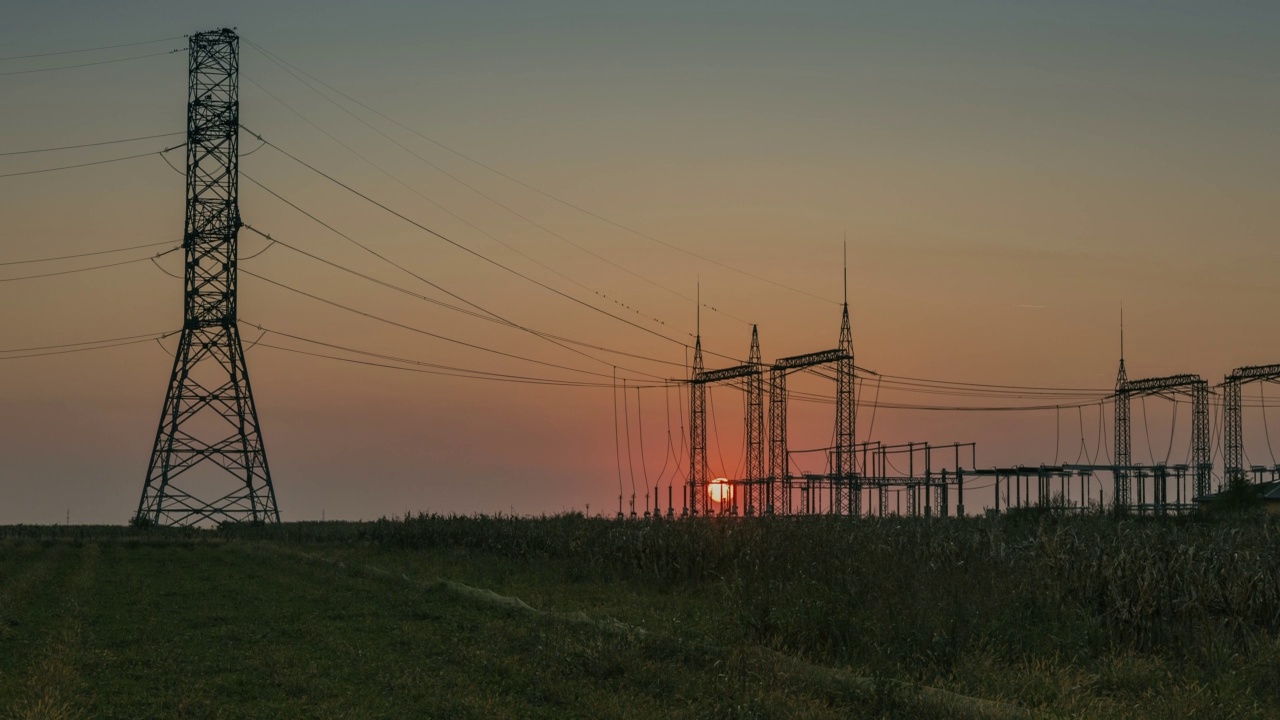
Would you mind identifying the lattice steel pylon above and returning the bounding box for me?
[833,288,857,516]
[136,29,280,527]
[768,365,789,514]
[688,318,707,516]
[744,326,765,515]
[1113,318,1131,509]
[1223,378,1244,485]
[1222,365,1280,489]
[1191,381,1211,498]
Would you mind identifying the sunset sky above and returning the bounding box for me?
[2,1,1278,523]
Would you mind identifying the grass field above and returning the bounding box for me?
[2,511,1279,718]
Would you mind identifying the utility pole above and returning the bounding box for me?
[137,29,280,527]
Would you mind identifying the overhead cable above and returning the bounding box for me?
[244,39,839,307]
[0,142,184,179]
[0,48,186,77]
[0,131,184,157]
[240,267,658,384]
[0,36,184,62]
[243,130,699,352]
[243,46,750,326]
[0,239,177,267]
[1,245,180,282]
[242,71,687,334]
[242,221,684,370]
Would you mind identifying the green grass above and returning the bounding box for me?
[0,535,960,719]
[3,511,1279,718]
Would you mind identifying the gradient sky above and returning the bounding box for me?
[1,1,1278,523]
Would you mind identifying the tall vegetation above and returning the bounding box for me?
[216,512,1280,680]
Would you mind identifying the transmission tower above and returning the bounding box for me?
[1222,364,1280,489]
[687,295,707,516]
[1191,381,1211,498]
[1223,377,1244,485]
[1113,313,1131,508]
[744,326,765,515]
[768,364,789,514]
[136,29,280,527]
[833,247,857,516]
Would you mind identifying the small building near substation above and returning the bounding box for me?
[1195,480,1280,516]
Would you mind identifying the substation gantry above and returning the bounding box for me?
[1114,373,1211,504]
[687,326,765,516]
[769,301,856,515]
[974,463,1195,516]
[859,441,976,518]
[687,303,857,516]
[1223,364,1280,486]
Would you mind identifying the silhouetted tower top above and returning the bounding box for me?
[838,242,852,355]
[748,324,761,365]
[1116,306,1127,390]
[692,281,704,376]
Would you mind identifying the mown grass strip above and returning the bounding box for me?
[268,544,1036,720]
[3,541,99,720]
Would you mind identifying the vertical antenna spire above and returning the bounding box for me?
[1120,304,1125,362]
[692,278,703,375]
[838,240,851,353]
[1116,303,1128,389]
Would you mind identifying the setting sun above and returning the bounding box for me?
[707,478,734,504]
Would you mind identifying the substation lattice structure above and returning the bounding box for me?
[680,300,1280,517]
[1113,370,1211,510]
[136,29,280,527]
[684,294,986,518]
[961,359,1280,517]
[921,362,1215,517]
[1223,364,1280,486]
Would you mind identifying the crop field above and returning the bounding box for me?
[2,510,1280,719]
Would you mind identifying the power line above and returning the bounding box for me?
[244,46,751,327]
[0,36,184,62]
[623,379,637,514]
[0,48,185,77]
[1,245,180,282]
[239,267,658,384]
[871,372,1110,395]
[242,221,685,371]
[0,239,177,267]
[0,131,184,157]
[613,369,624,515]
[798,367,1108,401]
[243,130,703,353]
[244,39,839,307]
[239,182,672,380]
[0,330,177,354]
[0,143,184,179]
[240,73,683,335]
[239,321,667,388]
[0,331,178,360]
[255,340,654,388]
